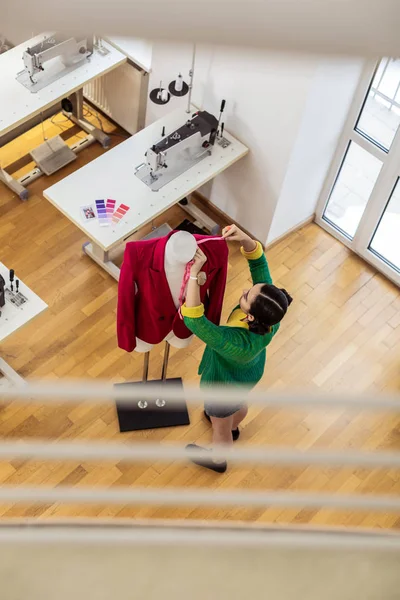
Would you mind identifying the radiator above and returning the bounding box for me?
[84,61,148,135]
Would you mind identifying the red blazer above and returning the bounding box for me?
[117,231,228,352]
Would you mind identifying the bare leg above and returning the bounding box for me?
[211,415,234,450]
[186,415,234,473]
[232,405,248,429]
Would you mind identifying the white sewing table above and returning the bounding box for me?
[0,263,48,386]
[43,107,249,281]
[0,34,126,200]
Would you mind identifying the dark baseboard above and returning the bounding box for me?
[191,191,263,246]
[192,191,316,249]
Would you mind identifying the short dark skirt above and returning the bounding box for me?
[204,401,246,419]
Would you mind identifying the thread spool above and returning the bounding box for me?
[175,73,183,93]
[169,74,189,97]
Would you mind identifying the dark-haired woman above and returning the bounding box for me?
[181,224,292,473]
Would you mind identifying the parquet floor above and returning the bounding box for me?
[0,109,399,528]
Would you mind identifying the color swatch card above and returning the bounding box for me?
[80,204,96,222]
[106,199,116,222]
[95,199,109,226]
[112,203,130,225]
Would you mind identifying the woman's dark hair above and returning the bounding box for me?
[248,284,293,335]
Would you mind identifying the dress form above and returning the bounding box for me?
[135,231,197,353]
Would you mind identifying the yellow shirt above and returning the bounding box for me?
[226,307,249,329]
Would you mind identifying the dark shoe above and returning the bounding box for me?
[204,410,240,441]
[186,443,227,473]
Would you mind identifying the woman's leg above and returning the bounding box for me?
[232,405,248,429]
[210,415,234,449]
[186,409,240,473]
[186,415,233,473]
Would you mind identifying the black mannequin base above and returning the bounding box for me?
[115,378,189,432]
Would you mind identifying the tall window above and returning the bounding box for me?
[317,59,400,284]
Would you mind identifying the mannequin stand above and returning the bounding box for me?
[115,342,189,432]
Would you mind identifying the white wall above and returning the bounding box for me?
[2,27,36,46]
[146,43,364,242]
[267,57,365,244]
[145,41,195,125]
[197,47,319,242]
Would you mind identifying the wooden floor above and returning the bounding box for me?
[0,111,400,528]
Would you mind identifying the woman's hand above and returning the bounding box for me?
[190,247,207,276]
[222,225,257,253]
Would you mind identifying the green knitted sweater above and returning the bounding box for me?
[181,243,280,388]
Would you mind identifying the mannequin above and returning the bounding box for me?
[116,228,227,421]
[135,231,197,353]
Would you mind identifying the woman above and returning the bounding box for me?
[181,225,292,473]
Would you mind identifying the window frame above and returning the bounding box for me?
[315,60,400,287]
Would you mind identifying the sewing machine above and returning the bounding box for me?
[135,108,227,192]
[17,34,93,92]
[43,106,248,281]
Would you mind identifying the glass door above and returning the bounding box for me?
[316,58,400,286]
[369,181,400,271]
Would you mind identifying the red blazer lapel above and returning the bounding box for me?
[151,230,175,271]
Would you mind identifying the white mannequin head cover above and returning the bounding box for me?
[164,230,197,266]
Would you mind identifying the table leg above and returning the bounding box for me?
[1,87,110,201]
[82,241,121,281]
[0,357,25,386]
[0,167,29,201]
[67,89,111,149]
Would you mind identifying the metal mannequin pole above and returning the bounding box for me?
[116,344,188,431]
[142,352,150,382]
[161,342,171,381]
